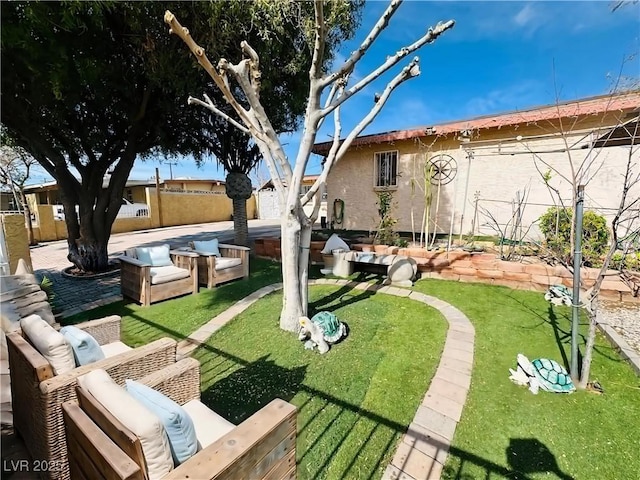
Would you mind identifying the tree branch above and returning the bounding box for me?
[164,11,256,133]
[309,0,326,80]
[321,20,454,116]
[188,94,250,134]
[320,0,404,87]
[304,57,421,204]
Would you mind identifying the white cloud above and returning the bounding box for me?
[464,80,545,117]
[513,4,537,27]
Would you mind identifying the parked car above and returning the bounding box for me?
[52,198,149,220]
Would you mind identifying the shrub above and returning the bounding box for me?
[374,191,401,246]
[612,251,640,271]
[538,207,609,266]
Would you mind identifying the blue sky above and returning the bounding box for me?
[31,1,639,185]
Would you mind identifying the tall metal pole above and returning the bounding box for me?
[571,185,585,380]
[458,150,473,241]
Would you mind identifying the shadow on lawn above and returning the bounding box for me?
[308,272,381,315]
[503,292,621,368]
[63,275,577,479]
[195,339,573,480]
[201,354,308,424]
[441,437,574,480]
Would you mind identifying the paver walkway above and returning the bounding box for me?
[177,278,475,480]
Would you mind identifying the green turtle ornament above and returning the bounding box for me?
[509,354,575,394]
[544,284,573,306]
[299,311,347,354]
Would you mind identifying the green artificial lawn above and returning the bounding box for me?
[66,261,640,480]
[65,258,285,345]
[191,286,447,479]
[412,280,640,480]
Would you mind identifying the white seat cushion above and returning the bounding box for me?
[181,399,235,449]
[149,266,190,285]
[214,257,242,271]
[100,341,133,358]
[77,369,173,480]
[20,314,75,375]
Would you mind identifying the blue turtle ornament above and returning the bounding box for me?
[509,354,575,394]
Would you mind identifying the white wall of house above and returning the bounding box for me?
[326,115,639,241]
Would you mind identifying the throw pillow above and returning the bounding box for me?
[20,314,75,375]
[320,233,350,254]
[192,238,220,257]
[126,380,198,465]
[59,326,106,366]
[78,370,174,480]
[136,244,173,267]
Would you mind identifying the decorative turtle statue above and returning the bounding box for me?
[509,353,575,394]
[544,284,573,306]
[299,311,347,354]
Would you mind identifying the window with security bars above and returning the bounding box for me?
[374,151,398,187]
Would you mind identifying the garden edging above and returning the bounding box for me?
[177,279,476,480]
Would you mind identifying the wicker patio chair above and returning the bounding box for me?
[119,245,198,306]
[187,241,250,288]
[62,357,297,480]
[6,315,177,480]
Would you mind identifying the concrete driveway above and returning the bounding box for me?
[30,219,281,318]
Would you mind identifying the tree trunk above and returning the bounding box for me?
[279,211,307,332]
[232,197,249,246]
[67,239,110,272]
[65,198,112,273]
[225,172,252,247]
[578,310,598,389]
[299,222,313,310]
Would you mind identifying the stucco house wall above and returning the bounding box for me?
[324,96,639,240]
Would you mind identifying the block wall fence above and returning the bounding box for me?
[30,188,257,242]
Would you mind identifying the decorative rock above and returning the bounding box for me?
[387,256,418,287]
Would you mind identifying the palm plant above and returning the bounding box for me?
[212,118,261,246]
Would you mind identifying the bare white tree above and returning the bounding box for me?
[165,0,454,331]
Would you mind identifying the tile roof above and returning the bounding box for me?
[312,91,640,154]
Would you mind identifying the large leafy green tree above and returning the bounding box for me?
[1,1,361,271]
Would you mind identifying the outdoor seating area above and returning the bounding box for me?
[1,233,639,479]
[119,245,199,306]
[119,239,250,306]
[6,313,177,480]
[63,358,296,480]
[187,239,250,288]
[2,269,297,480]
[4,1,640,479]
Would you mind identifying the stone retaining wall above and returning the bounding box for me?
[254,238,637,302]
